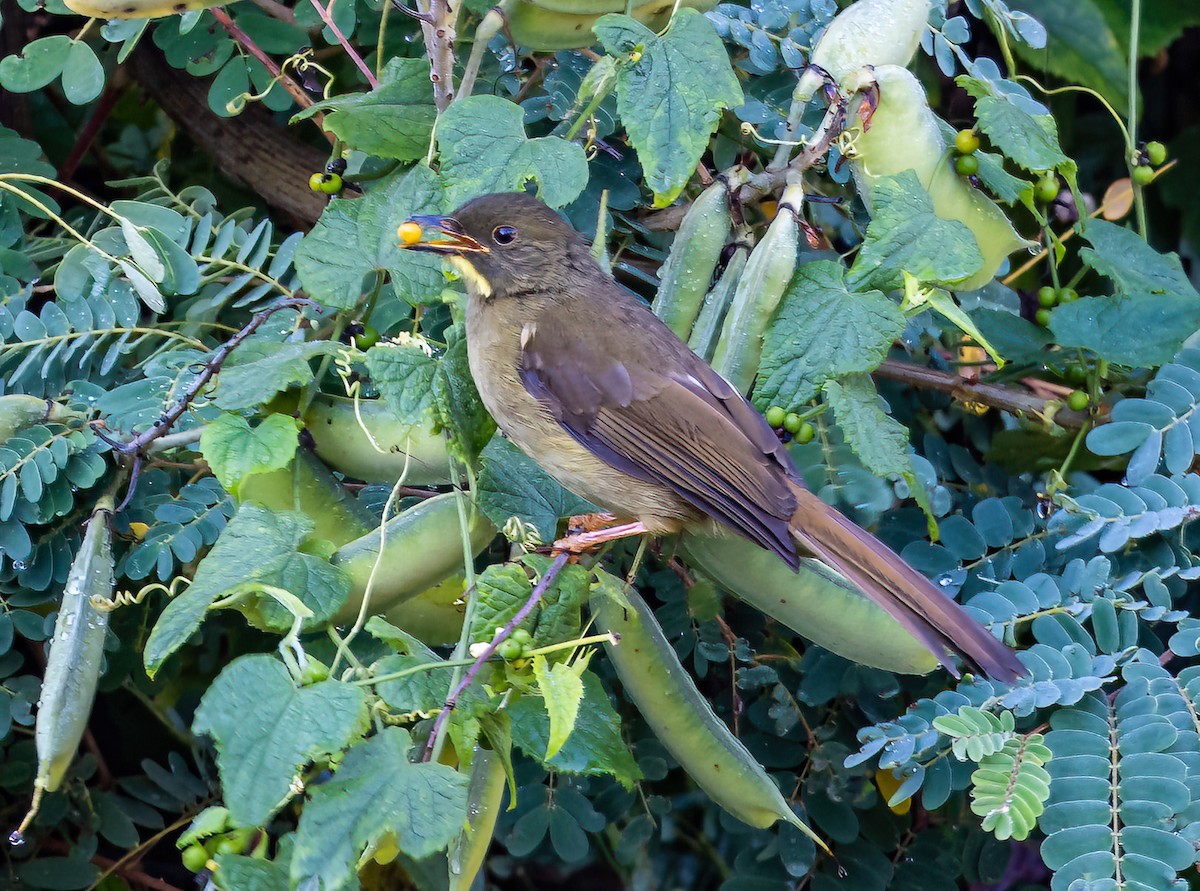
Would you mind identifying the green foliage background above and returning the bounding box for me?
[1,0,1200,889]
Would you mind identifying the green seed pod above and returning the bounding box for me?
[448,748,507,891]
[16,496,116,839]
[591,573,827,849]
[0,395,74,444]
[237,450,379,549]
[848,65,1033,291]
[331,493,496,624]
[711,183,803,394]
[678,530,938,674]
[796,0,932,100]
[303,394,455,487]
[687,232,752,362]
[652,178,736,339]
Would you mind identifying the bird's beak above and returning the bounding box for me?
[398,215,489,254]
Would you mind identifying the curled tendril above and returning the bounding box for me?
[92,576,191,612]
[833,126,863,159]
[740,121,809,149]
[282,50,337,102]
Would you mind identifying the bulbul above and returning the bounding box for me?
[402,192,1024,682]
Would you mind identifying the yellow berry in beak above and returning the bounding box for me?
[397,221,423,245]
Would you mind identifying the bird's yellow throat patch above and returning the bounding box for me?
[448,256,493,299]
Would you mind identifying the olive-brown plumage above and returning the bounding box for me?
[403,192,1024,682]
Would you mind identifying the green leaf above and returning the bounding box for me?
[533,655,583,760]
[213,853,290,891]
[1079,220,1198,299]
[294,163,447,310]
[755,260,905,410]
[1049,222,1200,367]
[595,9,742,207]
[469,562,533,643]
[969,307,1053,366]
[144,505,352,675]
[0,35,71,93]
[476,437,595,543]
[432,330,495,465]
[290,728,469,890]
[200,412,301,497]
[214,341,341,412]
[1006,0,1128,109]
[958,76,1070,173]
[363,339,439,427]
[61,41,104,106]
[823,373,931,531]
[294,58,436,161]
[848,171,983,291]
[193,655,368,824]
[509,671,641,788]
[438,95,589,208]
[1048,292,1200,368]
[528,557,590,650]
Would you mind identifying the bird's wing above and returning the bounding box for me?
[518,309,799,564]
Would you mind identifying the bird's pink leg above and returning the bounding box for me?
[554,519,648,553]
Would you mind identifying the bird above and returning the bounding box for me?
[400,191,1024,682]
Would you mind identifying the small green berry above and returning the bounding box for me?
[765,406,786,429]
[1037,286,1058,308]
[308,172,325,192]
[794,422,815,444]
[319,173,344,194]
[1132,164,1155,187]
[1067,390,1089,411]
[1035,174,1059,204]
[1035,308,1052,326]
[1145,141,1167,166]
[511,628,533,646]
[215,836,242,856]
[1057,287,1078,304]
[783,412,803,434]
[497,638,524,661]
[954,154,979,176]
[1065,364,1088,384]
[954,129,980,155]
[182,845,209,873]
[353,323,380,350]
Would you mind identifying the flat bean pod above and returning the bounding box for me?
[652,178,735,340]
[448,748,508,891]
[711,183,804,394]
[331,493,496,624]
[590,572,826,849]
[303,394,455,487]
[687,233,752,362]
[679,530,938,674]
[17,496,115,838]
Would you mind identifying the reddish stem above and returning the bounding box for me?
[421,551,571,762]
[307,0,378,88]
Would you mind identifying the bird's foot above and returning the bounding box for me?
[554,518,648,554]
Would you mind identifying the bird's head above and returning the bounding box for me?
[399,192,588,299]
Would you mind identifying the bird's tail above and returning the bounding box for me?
[787,481,1025,682]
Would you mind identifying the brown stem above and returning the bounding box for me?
[873,358,1094,429]
[307,0,378,87]
[131,45,330,228]
[101,298,316,459]
[421,551,571,762]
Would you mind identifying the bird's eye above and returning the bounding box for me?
[492,225,518,246]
